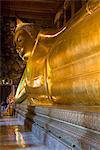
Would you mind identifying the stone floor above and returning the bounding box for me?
[0,116,50,150]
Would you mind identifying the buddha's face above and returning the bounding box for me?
[14,29,34,61]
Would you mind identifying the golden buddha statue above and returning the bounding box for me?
[14,0,100,109]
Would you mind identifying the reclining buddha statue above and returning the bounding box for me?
[14,0,100,108]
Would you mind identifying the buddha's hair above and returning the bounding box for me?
[14,23,39,41]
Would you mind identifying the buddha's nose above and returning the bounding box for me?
[16,47,24,54]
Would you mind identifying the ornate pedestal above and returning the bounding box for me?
[16,104,100,150]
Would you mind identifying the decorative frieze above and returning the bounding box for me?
[16,105,100,150]
[35,107,100,132]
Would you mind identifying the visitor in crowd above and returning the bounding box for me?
[7,92,16,116]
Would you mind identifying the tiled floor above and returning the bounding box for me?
[0,117,50,150]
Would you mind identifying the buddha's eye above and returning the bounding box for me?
[18,39,22,42]
[17,35,24,43]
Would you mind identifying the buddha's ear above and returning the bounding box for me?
[16,18,24,27]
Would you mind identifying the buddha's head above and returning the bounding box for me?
[14,22,39,61]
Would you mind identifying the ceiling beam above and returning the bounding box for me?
[2,9,55,20]
[1,1,64,14]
